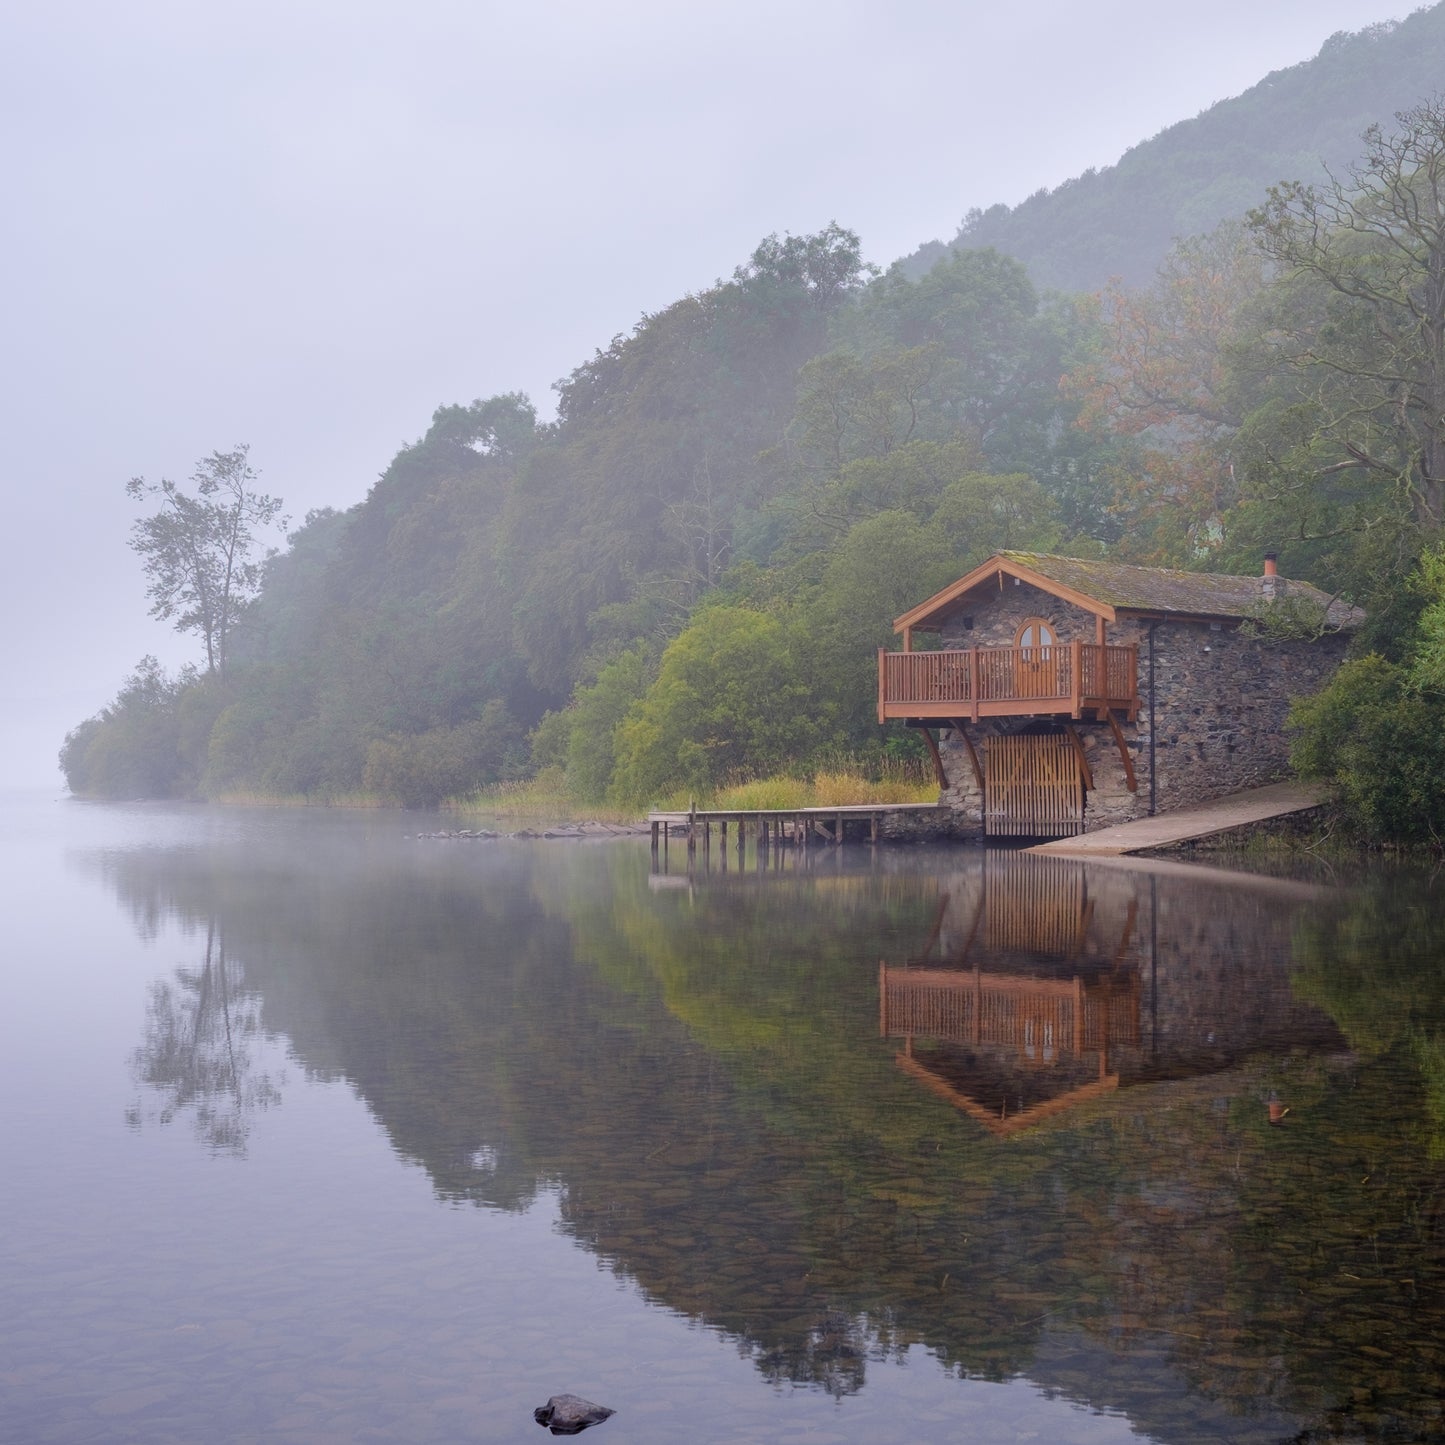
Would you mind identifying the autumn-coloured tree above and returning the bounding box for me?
[1064,223,1269,559]
[1248,96,1445,535]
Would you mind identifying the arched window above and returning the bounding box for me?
[1015,618,1056,654]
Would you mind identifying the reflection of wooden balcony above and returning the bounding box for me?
[877,643,1138,723]
[879,966,1140,1064]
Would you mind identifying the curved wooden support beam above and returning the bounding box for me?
[1062,723,1094,791]
[916,725,949,790]
[919,890,951,961]
[950,720,985,793]
[1105,710,1138,793]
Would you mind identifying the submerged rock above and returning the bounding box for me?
[533,1393,615,1434]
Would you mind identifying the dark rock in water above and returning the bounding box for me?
[533,1393,615,1434]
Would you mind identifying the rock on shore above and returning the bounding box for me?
[412,820,648,841]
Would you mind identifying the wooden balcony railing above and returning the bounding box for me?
[877,642,1138,723]
[879,966,1141,1061]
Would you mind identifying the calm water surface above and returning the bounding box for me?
[2,791,1443,1443]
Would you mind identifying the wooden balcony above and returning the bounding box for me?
[877,642,1138,724]
[879,966,1141,1062]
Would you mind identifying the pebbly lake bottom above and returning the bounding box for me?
[1,791,1442,1443]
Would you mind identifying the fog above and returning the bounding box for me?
[0,0,1407,787]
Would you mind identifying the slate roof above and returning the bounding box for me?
[898,552,1364,631]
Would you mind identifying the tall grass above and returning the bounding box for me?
[207,788,388,808]
[447,753,938,820]
[811,767,933,806]
[449,768,637,823]
[656,755,938,813]
[710,776,814,811]
[214,754,938,820]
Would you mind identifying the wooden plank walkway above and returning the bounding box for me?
[1025,781,1329,857]
[647,803,951,851]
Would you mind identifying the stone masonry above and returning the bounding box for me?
[930,576,1349,840]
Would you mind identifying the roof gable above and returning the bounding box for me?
[894,553,1115,632]
[894,552,1362,632]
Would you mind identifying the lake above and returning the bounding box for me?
[2,791,1442,1443]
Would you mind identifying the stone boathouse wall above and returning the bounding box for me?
[931,577,1348,839]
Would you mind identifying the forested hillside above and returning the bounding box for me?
[62,47,1445,840]
[905,4,1445,292]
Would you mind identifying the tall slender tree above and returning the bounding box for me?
[127,445,285,677]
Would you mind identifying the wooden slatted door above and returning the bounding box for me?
[984,733,1084,838]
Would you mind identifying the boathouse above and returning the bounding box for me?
[878,551,1360,840]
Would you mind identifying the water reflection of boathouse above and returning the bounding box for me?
[880,854,1338,1135]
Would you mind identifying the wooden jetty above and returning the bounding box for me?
[647,803,951,858]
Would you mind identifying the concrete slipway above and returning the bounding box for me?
[1027,781,1330,857]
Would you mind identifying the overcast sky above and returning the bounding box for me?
[0,0,1414,788]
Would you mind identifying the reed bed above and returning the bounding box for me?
[451,770,637,823]
[207,788,388,808]
[657,757,937,813]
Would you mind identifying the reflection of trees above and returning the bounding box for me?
[754,1310,872,1398]
[128,920,282,1155]
[1292,879,1445,1157]
[91,838,1445,1440]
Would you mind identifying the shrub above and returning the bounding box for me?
[610,608,812,806]
[564,646,652,803]
[362,701,524,808]
[1290,655,1445,844]
[60,657,193,798]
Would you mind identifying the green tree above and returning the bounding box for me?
[931,471,1061,559]
[789,345,948,479]
[830,438,986,524]
[1409,534,1445,690]
[560,646,654,803]
[610,608,812,803]
[1289,548,1445,844]
[362,700,524,808]
[127,445,286,676]
[59,656,197,798]
[852,247,1087,471]
[798,510,959,749]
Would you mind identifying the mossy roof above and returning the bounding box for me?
[896,552,1363,631]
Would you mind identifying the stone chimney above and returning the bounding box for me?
[1261,551,1278,600]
